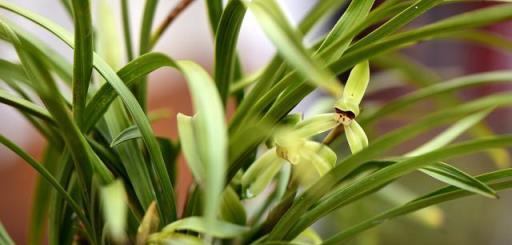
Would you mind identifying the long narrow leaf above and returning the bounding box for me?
[70,0,93,128]
[206,0,223,34]
[324,169,512,244]
[0,89,55,124]
[177,61,227,226]
[214,0,246,105]
[30,145,61,245]
[247,0,342,96]
[407,108,494,156]
[177,113,204,182]
[421,162,497,198]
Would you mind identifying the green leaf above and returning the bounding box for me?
[318,0,375,62]
[0,89,55,124]
[421,162,497,198]
[70,0,93,128]
[157,137,180,187]
[83,52,178,132]
[177,113,204,182]
[407,108,494,156]
[177,61,228,226]
[136,0,158,108]
[103,100,155,211]
[214,0,246,105]
[220,187,247,225]
[324,169,512,244]
[95,0,146,208]
[247,0,342,96]
[98,34,158,214]
[0,59,26,82]
[293,228,322,245]
[120,0,134,61]
[30,145,61,245]
[182,185,203,218]
[47,150,74,244]
[110,125,141,147]
[152,217,249,239]
[206,0,223,34]
[0,222,14,245]
[242,148,284,199]
[96,55,177,225]
[100,180,128,242]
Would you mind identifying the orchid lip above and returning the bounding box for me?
[334,108,355,125]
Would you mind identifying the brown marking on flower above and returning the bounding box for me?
[334,108,355,125]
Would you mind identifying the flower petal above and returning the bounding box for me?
[345,120,369,153]
[241,148,285,198]
[335,60,370,117]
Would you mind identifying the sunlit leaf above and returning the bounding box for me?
[100,180,128,242]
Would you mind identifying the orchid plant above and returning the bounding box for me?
[1,0,512,244]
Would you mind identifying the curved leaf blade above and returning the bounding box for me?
[247,0,342,96]
[110,125,141,147]
[421,162,497,199]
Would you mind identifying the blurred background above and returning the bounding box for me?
[1,0,511,244]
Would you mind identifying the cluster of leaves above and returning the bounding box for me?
[1,0,512,244]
